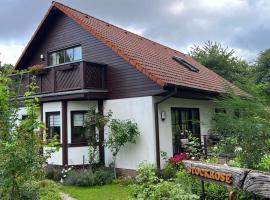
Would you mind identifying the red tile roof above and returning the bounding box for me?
[17,2,247,95]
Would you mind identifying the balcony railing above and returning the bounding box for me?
[11,61,106,96]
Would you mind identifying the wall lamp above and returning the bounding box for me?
[161,111,166,121]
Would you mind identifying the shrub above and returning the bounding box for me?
[175,170,259,200]
[257,154,270,171]
[131,162,199,200]
[161,162,178,179]
[64,169,95,187]
[19,180,61,200]
[45,167,62,182]
[64,168,114,187]
[38,180,62,200]
[94,168,114,185]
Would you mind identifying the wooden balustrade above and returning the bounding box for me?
[10,61,106,96]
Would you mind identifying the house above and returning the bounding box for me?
[14,2,245,176]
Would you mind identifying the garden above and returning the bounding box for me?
[0,41,270,199]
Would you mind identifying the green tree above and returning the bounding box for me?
[0,72,56,199]
[256,48,270,94]
[213,93,270,169]
[189,41,254,88]
[106,119,140,178]
[84,107,112,170]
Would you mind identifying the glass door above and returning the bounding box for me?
[171,108,200,154]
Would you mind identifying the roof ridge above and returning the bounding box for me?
[52,1,186,57]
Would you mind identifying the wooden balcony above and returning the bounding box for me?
[11,61,106,97]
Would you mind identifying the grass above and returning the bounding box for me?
[61,184,131,200]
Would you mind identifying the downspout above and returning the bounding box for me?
[154,87,178,170]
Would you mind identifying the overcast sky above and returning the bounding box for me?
[0,0,270,65]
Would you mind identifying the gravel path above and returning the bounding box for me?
[60,192,77,200]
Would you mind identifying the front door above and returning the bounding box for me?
[171,108,201,154]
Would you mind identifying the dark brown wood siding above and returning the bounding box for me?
[19,10,164,99]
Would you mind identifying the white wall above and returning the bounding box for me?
[17,107,27,119]
[104,96,156,170]
[156,97,215,167]
[67,100,97,165]
[43,102,62,165]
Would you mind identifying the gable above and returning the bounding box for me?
[15,2,246,96]
[17,9,164,99]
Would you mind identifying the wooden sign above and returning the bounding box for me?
[183,160,270,198]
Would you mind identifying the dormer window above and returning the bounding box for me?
[49,46,82,66]
[172,56,199,72]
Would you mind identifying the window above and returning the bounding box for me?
[46,112,61,141]
[172,56,199,72]
[171,108,200,154]
[49,46,82,66]
[71,111,93,144]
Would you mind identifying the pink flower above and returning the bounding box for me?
[168,152,187,164]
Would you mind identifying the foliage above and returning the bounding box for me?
[38,180,62,200]
[213,93,270,169]
[131,162,199,200]
[28,64,44,74]
[176,170,231,200]
[182,132,202,159]
[84,106,112,167]
[64,168,113,187]
[161,152,187,179]
[0,71,57,199]
[256,48,270,94]
[257,154,270,171]
[17,179,61,200]
[161,162,179,179]
[61,184,131,200]
[45,167,62,182]
[106,119,140,178]
[189,41,254,88]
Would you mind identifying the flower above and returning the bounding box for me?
[168,152,187,164]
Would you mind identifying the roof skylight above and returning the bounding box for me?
[172,56,199,73]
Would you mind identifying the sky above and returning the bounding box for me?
[0,0,270,65]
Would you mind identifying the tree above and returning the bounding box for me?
[256,48,270,94]
[189,41,254,88]
[0,72,56,199]
[213,93,270,169]
[84,107,112,170]
[106,119,140,178]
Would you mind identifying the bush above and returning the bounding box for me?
[64,169,95,187]
[94,168,114,185]
[19,180,61,200]
[45,167,62,182]
[39,180,62,200]
[257,154,270,171]
[131,162,199,200]
[175,170,262,200]
[64,168,114,187]
[161,162,178,179]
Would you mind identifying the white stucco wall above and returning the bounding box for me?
[104,96,156,170]
[156,97,215,167]
[17,107,27,120]
[67,100,97,165]
[43,101,62,165]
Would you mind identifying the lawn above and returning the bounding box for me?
[61,184,131,200]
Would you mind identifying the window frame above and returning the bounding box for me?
[70,110,89,146]
[48,45,82,66]
[45,111,61,141]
